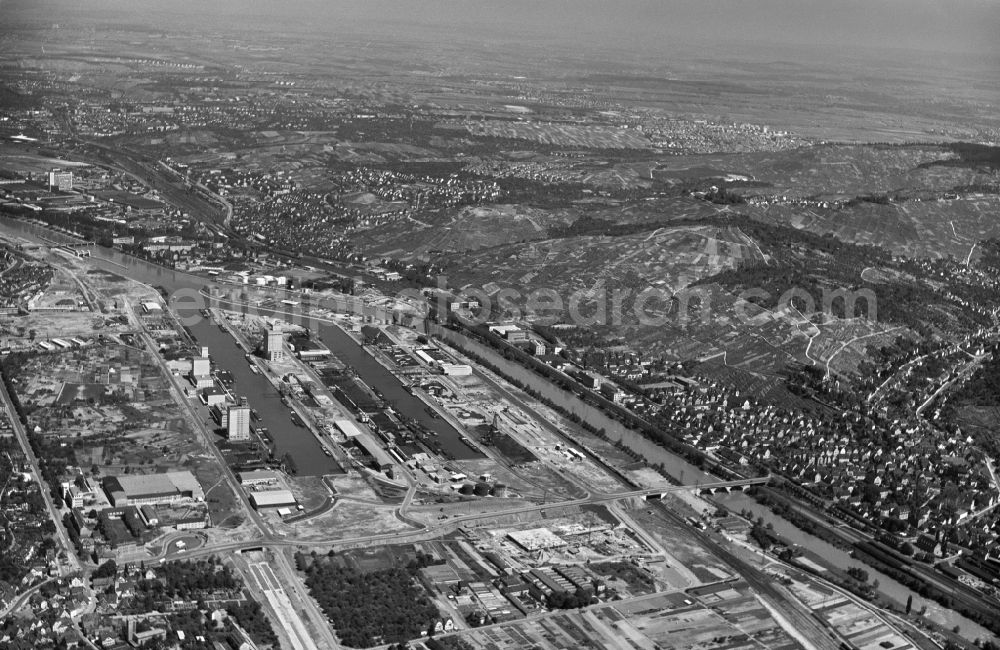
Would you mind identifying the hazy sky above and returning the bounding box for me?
[3,0,999,59]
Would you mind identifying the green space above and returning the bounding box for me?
[297,550,440,647]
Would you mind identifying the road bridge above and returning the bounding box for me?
[140,477,774,565]
[635,476,771,500]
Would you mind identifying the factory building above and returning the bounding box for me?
[353,432,394,470]
[249,489,297,509]
[200,387,228,406]
[289,333,331,360]
[333,418,363,438]
[238,469,281,487]
[570,367,601,390]
[439,363,472,376]
[102,471,204,507]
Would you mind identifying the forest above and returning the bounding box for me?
[298,552,441,647]
[915,142,1000,171]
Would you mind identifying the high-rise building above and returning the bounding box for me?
[264,321,285,361]
[227,405,251,441]
[47,169,73,191]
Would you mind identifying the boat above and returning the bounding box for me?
[249,365,261,375]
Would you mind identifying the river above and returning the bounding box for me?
[427,321,717,485]
[717,492,995,643]
[425,318,997,643]
[3,217,993,641]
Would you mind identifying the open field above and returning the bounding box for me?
[464,121,653,149]
[272,493,412,541]
[753,196,1000,260]
[1,6,999,648]
[0,148,92,175]
[451,581,800,650]
[627,500,736,584]
[353,203,576,258]
[659,144,995,199]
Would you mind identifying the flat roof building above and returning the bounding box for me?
[239,469,281,486]
[289,334,330,360]
[439,363,472,376]
[334,419,363,438]
[102,471,204,507]
[507,527,567,552]
[249,489,296,509]
[200,387,228,406]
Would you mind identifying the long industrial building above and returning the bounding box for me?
[353,432,394,470]
[249,489,297,509]
[239,469,281,487]
[333,419,363,438]
[102,471,204,507]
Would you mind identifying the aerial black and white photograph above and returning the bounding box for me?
[0,1,998,648]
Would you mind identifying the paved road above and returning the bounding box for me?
[0,220,916,647]
[649,500,844,650]
[123,292,344,650]
[0,371,82,576]
[0,577,57,620]
[915,351,986,416]
[142,477,769,567]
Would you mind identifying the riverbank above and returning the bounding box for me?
[209,308,350,474]
[0,216,990,645]
[718,491,996,644]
